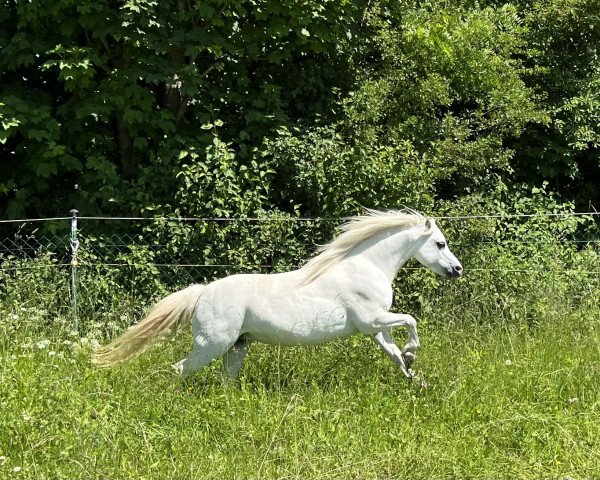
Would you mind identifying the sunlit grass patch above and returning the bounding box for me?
[1,303,599,479]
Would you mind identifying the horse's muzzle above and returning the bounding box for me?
[447,264,463,278]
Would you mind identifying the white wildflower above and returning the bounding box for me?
[36,339,51,349]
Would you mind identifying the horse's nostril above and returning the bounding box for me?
[454,265,463,274]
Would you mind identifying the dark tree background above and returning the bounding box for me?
[1,0,598,221]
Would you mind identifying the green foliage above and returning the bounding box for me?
[172,132,273,218]
[0,0,358,219]
[1,0,599,222]
[513,0,600,207]
[264,125,435,216]
[391,183,600,325]
[0,252,69,319]
[347,2,546,201]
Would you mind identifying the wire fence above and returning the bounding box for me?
[1,210,599,330]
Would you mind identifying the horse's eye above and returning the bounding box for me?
[436,241,446,250]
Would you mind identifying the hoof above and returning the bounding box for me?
[399,363,416,380]
[402,351,416,369]
[172,361,184,377]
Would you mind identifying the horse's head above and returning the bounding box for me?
[412,218,463,279]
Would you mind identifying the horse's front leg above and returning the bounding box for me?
[372,311,420,357]
[364,311,420,377]
[371,331,412,378]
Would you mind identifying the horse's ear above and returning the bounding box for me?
[425,218,432,230]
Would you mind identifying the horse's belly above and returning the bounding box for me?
[243,297,356,346]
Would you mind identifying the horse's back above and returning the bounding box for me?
[195,270,357,346]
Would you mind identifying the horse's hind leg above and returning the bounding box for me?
[222,336,250,381]
[173,334,235,378]
[173,299,246,379]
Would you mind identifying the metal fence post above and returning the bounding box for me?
[69,209,80,329]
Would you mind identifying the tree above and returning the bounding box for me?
[0,0,359,219]
[513,0,600,210]
[263,1,545,218]
[2,0,598,224]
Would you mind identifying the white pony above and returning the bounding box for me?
[93,210,462,379]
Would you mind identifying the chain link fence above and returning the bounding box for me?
[1,210,599,331]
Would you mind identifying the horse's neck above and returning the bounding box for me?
[346,227,417,283]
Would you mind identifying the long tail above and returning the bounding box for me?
[92,284,204,368]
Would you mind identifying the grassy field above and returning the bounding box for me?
[1,292,599,480]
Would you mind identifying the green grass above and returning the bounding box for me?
[1,299,599,480]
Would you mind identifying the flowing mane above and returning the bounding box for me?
[300,209,435,284]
